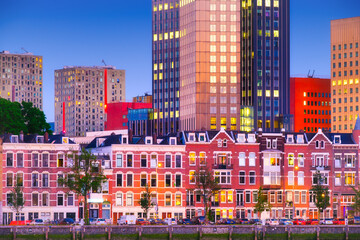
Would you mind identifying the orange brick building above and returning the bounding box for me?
[290,77,331,133]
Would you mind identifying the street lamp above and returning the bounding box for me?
[155,162,162,218]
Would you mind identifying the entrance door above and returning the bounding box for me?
[162,213,166,219]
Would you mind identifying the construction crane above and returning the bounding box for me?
[102,59,107,66]
[21,47,29,53]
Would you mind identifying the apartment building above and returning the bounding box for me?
[0,51,43,110]
[54,66,125,137]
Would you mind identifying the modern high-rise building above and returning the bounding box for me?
[54,66,125,137]
[0,51,43,110]
[331,17,360,133]
[152,0,290,135]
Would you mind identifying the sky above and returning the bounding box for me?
[0,0,359,122]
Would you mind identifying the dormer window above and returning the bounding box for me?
[169,137,177,145]
[287,135,294,143]
[122,137,128,144]
[237,134,245,143]
[10,135,19,143]
[223,139,227,148]
[266,139,271,149]
[297,135,304,144]
[247,134,255,143]
[334,135,341,144]
[145,136,153,145]
[199,133,206,142]
[188,133,195,142]
[36,136,44,143]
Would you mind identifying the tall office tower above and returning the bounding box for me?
[54,66,125,137]
[0,51,43,110]
[331,17,360,133]
[241,0,290,132]
[152,1,180,135]
[152,0,290,134]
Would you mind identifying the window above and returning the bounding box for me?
[345,172,355,186]
[239,171,245,184]
[249,171,256,185]
[239,152,245,166]
[215,171,231,184]
[165,155,171,168]
[199,152,206,165]
[32,193,39,206]
[288,154,294,166]
[245,191,251,203]
[295,191,300,204]
[165,174,171,187]
[175,193,181,206]
[298,154,304,167]
[345,155,355,168]
[140,174,147,187]
[165,193,171,206]
[42,153,49,167]
[42,173,49,187]
[335,173,341,186]
[16,173,23,186]
[175,174,181,187]
[116,174,123,187]
[57,193,64,206]
[127,154,133,167]
[189,171,195,184]
[150,155,157,168]
[126,193,133,206]
[176,155,181,168]
[17,153,23,167]
[6,153,13,167]
[32,173,38,187]
[277,191,283,203]
[57,154,63,167]
[334,155,341,168]
[57,174,64,187]
[264,172,281,185]
[116,154,123,167]
[312,172,328,185]
[68,194,74,206]
[189,152,196,165]
[151,174,157,187]
[249,153,256,166]
[116,193,123,206]
[298,172,304,185]
[288,171,294,185]
[6,173,13,187]
[127,174,133,187]
[42,193,48,206]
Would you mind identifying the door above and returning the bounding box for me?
[162,213,166,219]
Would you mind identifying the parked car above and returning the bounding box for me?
[333,218,345,225]
[320,218,334,225]
[354,216,360,224]
[279,219,293,225]
[216,218,236,224]
[164,218,177,225]
[9,220,31,226]
[96,218,107,225]
[305,219,319,225]
[59,218,75,225]
[293,218,306,225]
[348,218,354,225]
[30,219,44,225]
[89,218,97,225]
[191,216,206,225]
[149,218,165,225]
[178,218,191,225]
[265,219,279,226]
[239,218,250,224]
[249,219,261,225]
[136,218,150,225]
[117,215,136,225]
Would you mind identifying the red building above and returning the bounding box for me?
[290,77,331,133]
[105,102,152,131]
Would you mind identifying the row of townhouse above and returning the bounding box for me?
[1,119,360,224]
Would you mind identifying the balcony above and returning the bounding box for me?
[212,164,233,170]
[310,166,331,171]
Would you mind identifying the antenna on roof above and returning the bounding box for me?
[101,59,107,66]
[307,70,315,78]
[21,47,29,53]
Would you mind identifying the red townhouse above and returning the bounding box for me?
[1,133,80,224]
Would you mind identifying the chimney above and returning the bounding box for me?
[19,130,24,142]
[44,132,49,143]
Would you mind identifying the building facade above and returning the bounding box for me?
[133,94,153,104]
[0,51,43,110]
[331,17,360,133]
[290,77,331,133]
[152,0,290,135]
[1,134,80,225]
[54,66,125,137]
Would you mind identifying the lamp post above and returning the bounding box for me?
[293,165,298,219]
[155,162,162,219]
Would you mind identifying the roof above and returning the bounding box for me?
[0,133,76,144]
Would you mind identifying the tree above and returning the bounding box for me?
[8,178,25,223]
[58,148,107,225]
[310,171,330,222]
[0,99,26,134]
[21,101,52,135]
[189,166,221,223]
[254,187,271,220]
[138,184,154,218]
[351,185,360,215]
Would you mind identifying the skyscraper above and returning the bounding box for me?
[331,17,360,133]
[54,66,125,137]
[0,51,43,110]
[152,0,290,135]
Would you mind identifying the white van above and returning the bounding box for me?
[117,215,136,225]
[164,218,177,225]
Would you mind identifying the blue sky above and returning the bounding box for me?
[0,0,359,122]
